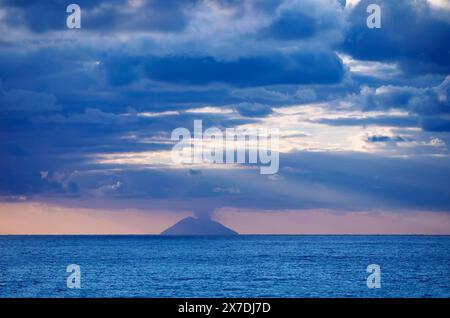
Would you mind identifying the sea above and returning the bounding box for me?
[0,235,449,297]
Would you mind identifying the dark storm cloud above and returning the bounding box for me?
[365,135,404,143]
[0,84,61,112]
[0,0,196,33]
[7,151,449,213]
[105,51,344,87]
[312,115,420,128]
[0,104,259,199]
[344,76,450,131]
[233,103,273,117]
[262,0,343,41]
[361,83,450,116]
[264,10,318,40]
[343,0,450,75]
[0,0,449,215]
[278,151,450,211]
[421,117,450,132]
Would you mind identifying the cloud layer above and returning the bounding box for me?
[0,0,449,232]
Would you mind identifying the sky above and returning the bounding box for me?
[0,0,450,234]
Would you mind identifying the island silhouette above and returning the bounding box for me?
[161,216,238,236]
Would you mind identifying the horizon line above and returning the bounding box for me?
[1,233,450,236]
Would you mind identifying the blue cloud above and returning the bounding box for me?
[365,135,405,143]
[142,52,344,86]
[343,0,450,75]
[0,0,449,217]
[233,103,273,117]
[265,11,318,40]
[0,0,196,33]
[312,115,420,128]
[344,76,450,131]
[421,117,450,132]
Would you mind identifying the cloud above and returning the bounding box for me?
[264,10,319,40]
[0,0,450,227]
[263,0,344,41]
[313,114,420,128]
[343,0,450,75]
[365,134,405,143]
[139,51,344,86]
[233,103,273,117]
[0,85,60,112]
[3,150,450,214]
[0,0,196,33]
[344,76,450,131]
[420,117,450,132]
[34,108,137,124]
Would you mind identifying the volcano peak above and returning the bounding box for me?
[161,217,238,236]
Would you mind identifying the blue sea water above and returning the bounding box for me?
[0,235,449,297]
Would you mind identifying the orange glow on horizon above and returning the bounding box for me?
[1,202,450,235]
